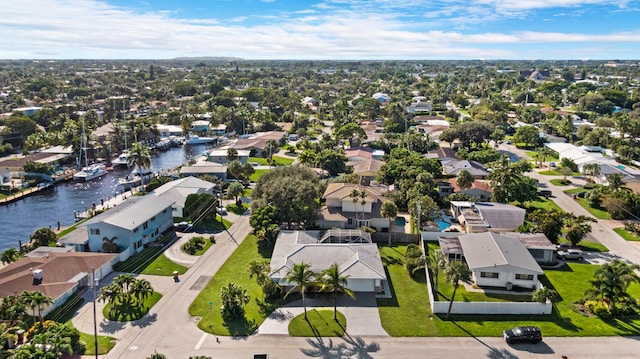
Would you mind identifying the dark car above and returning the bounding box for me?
[503,326,542,344]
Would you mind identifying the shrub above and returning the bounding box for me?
[182,236,207,255]
[584,300,610,316]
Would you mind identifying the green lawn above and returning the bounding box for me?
[524,198,563,212]
[435,271,532,302]
[141,253,188,275]
[193,239,214,256]
[249,156,294,166]
[564,187,586,195]
[103,292,162,321]
[56,218,90,238]
[249,169,271,182]
[577,240,609,252]
[79,331,116,356]
[189,235,289,336]
[227,203,249,215]
[613,228,640,242]
[550,179,571,186]
[377,244,640,337]
[288,309,346,337]
[575,198,611,219]
[194,215,232,231]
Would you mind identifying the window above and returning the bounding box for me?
[163,209,168,214]
[480,272,499,278]
[515,274,534,280]
[90,228,100,235]
[134,227,139,233]
[150,216,156,222]
[143,222,149,230]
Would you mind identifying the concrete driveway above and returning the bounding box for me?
[257,292,388,337]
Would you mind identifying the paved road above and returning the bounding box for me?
[502,143,640,265]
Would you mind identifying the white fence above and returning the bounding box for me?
[421,240,553,315]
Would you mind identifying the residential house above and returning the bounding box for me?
[438,179,492,201]
[179,161,228,181]
[269,230,388,294]
[151,176,217,218]
[60,196,174,259]
[191,120,211,133]
[452,201,526,233]
[206,148,251,164]
[372,92,390,103]
[439,232,543,290]
[441,159,489,179]
[231,131,286,157]
[345,148,385,186]
[0,251,116,316]
[317,183,392,232]
[156,124,184,137]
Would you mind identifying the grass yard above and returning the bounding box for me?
[435,270,532,302]
[189,234,290,336]
[140,253,188,275]
[79,331,116,356]
[377,244,640,337]
[227,203,249,215]
[193,239,214,256]
[564,187,586,195]
[524,198,563,212]
[574,198,611,219]
[577,240,609,252]
[613,227,640,242]
[249,156,294,166]
[194,215,232,231]
[103,291,162,321]
[249,169,271,182]
[550,178,571,186]
[288,309,346,337]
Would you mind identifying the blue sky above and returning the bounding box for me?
[1,0,640,59]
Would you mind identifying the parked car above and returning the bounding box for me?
[557,248,584,261]
[549,161,557,168]
[217,206,227,215]
[537,189,552,198]
[556,242,570,250]
[505,140,512,145]
[503,326,542,344]
[174,221,193,232]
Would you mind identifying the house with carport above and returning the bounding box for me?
[151,176,217,218]
[269,230,388,295]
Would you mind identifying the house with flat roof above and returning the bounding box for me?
[151,176,217,218]
[179,161,228,180]
[206,148,251,164]
[453,202,526,233]
[269,230,388,295]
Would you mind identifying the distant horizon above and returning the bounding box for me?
[1,58,639,62]
[3,1,640,60]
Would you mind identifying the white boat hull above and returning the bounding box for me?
[73,164,108,182]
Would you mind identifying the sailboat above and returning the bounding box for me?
[111,99,131,167]
[73,118,108,182]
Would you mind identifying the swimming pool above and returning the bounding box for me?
[437,220,451,231]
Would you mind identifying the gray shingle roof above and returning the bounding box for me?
[89,195,175,230]
[459,233,543,274]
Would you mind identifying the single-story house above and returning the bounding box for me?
[454,202,526,233]
[0,251,116,316]
[206,148,251,164]
[269,230,388,295]
[459,233,543,290]
[439,178,492,201]
[191,120,211,133]
[441,159,489,179]
[151,176,217,218]
[179,161,228,181]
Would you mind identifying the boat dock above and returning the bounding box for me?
[0,183,54,206]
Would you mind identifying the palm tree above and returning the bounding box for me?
[582,163,600,183]
[1,248,19,265]
[444,260,472,318]
[432,250,447,294]
[226,147,239,162]
[220,282,250,320]
[127,142,152,191]
[0,294,26,326]
[248,261,278,298]
[98,284,122,316]
[319,263,355,320]
[19,290,52,322]
[101,236,119,253]
[532,287,560,304]
[284,262,316,320]
[380,201,398,246]
[537,147,555,171]
[349,189,361,227]
[131,278,154,303]
[607,173,626,192]
[586,260,640,311]
[0,322,19,351]
[113,273,137,300]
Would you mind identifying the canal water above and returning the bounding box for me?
[0,144,210,253]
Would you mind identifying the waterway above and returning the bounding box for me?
[0,144,211,253]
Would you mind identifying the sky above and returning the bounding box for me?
[1,0,640,60]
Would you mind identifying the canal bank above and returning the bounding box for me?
[0,144,211,253]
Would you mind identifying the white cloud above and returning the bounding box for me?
[0,0,637,59]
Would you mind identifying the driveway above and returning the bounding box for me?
[257,292,388,337]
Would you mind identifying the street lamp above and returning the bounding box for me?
[91,268,99,359]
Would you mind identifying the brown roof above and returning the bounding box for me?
[347,157,384,176]
[323,183,389,203]
[446,178,493,193]
[0,252,115,300]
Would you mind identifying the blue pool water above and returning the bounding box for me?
[438,220,451,231]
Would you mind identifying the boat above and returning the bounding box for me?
[111,151,130,167]
[73,163,108,182]
[185,135,217,145]
[118,166,154,190]
[73,117,108,182]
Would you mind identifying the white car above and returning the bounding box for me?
[557,248,584,261]
[217,206,227,215]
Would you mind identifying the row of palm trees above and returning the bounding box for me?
[284,262,355,321]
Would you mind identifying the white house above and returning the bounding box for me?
[269,230,388,294]
[191,120,211,133]
[151,176,217,218]
[454,202,526,233]
[83,196,175,259]
[459,233,544,290]
[206,148,251,164]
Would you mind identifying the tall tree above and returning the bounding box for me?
[127,142,152,190]
[1,248,19,265]
[226,147,239,162]
[284,262,316,320]
[381,201,398,246]
[248,261,279,298]
[431,250,447,295]
[319,263,355,320]
[220,282,250,320]
[444,260,472,318]
[585,260,640,311]
[456,170,474,190]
